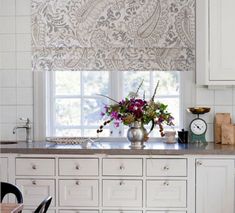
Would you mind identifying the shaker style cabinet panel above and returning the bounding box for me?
[59,211,99,213]
[59,179,99,207]
[59,158,99,176]
[0,158,8,181]
[16,179,55,207]
[146,159,187,177]
[196,159,234,213]
[15,158,55,176]
[146,180,187,208]
[102,179,143,207]
[197,0,235,85]
[102,158,143,176]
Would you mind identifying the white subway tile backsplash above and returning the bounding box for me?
[17,88,33,105]
[0,88,17,105]
[0,123,17,140]
[0,52,16,69]
[0,106,16,123]
[0,70,16,87]
[0,17,15,34]
[16,34,31,51]
[214,88,233,105]
[196,87,214,105]
[16,16,31,33]
[17,69,32,87]
[16,52,31,70]
[0,0,15,16]
[16,0,31,16]
[206,123,214,142]
[17,105,33,121]
[214,105,233,120]
[197,105,214,124]
[0,34,15,52]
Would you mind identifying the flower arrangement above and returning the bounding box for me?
[97,81,174,137]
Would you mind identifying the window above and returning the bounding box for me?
[46,71,181,137]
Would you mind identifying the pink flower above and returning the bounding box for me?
[114,121,120,127]
[111,111,119,120]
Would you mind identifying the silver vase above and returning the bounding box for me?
[127,121,147,149]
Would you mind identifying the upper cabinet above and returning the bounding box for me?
[197,0,235,85]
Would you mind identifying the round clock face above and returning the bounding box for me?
[190,118,207,135]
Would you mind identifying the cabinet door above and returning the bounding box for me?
[146,180,187,208]
[196,159,234,213]
[102,180,142,207]
[16,179,55,207]
[59,179,99,207]
[0,158,8,181]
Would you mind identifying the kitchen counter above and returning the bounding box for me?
[1,140,235,155]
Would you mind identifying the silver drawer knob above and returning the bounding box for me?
[119,181,125,186]
[75,165,80,170]
[32,165,37,170]
[76,180,80,185]
[163,166,169,170]
[163,181,169,186]
[119,165,125,170]
[32,180,36,185]
[196,160,203,166]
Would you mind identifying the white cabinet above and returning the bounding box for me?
[146,180,187,208]
[197,0,235,85]
[59,158,99,176]
[15,158,55,176]
[102,179,142,207]
[102,158,143,176]
[196,159,234,213]
[16,179,55,207]
[0,158,8,181]
[146,159,187,177]
[59,179,99,207]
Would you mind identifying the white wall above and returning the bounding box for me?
[0,0,33,140]
[0,0,235,142]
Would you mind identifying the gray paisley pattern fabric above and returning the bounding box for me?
[32,0,195,71]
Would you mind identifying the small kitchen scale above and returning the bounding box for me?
[187,107,211,143]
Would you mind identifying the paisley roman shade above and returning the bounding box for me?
[32,0,195,71]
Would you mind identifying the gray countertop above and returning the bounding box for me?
[1,140,235,155]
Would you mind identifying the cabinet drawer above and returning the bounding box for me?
[59,211,98,213]
[24,210,55,213]
[146,210,187,213]
[59,158,98,176]
[103,211,142,213]
[146,180,187,208]
[146,159,187,177]
[16,158,55,176]
[103,180,142,207]
[103,158,142,176]
[59,179,99,207]
[0,158,8,181]
[16,179,55,207]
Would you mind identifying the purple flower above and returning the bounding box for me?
[111,111,119,120]
[100,112,105,116]
[114,121,120,127]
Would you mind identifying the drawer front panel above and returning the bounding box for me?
[103,211,142,213]
[103,180,142,207]
[103,159,143,176]
[0,158,8,181]
[59,211,99,213]
[24,210,55,213]
[146,180,187,208]
[59,158,98,176]
[146,211,186,213]
[16,179,55,207]
[16,158,55,176]
[59,179,99,207]
[146,159,187,177]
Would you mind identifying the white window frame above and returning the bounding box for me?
[33,71,185,141]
